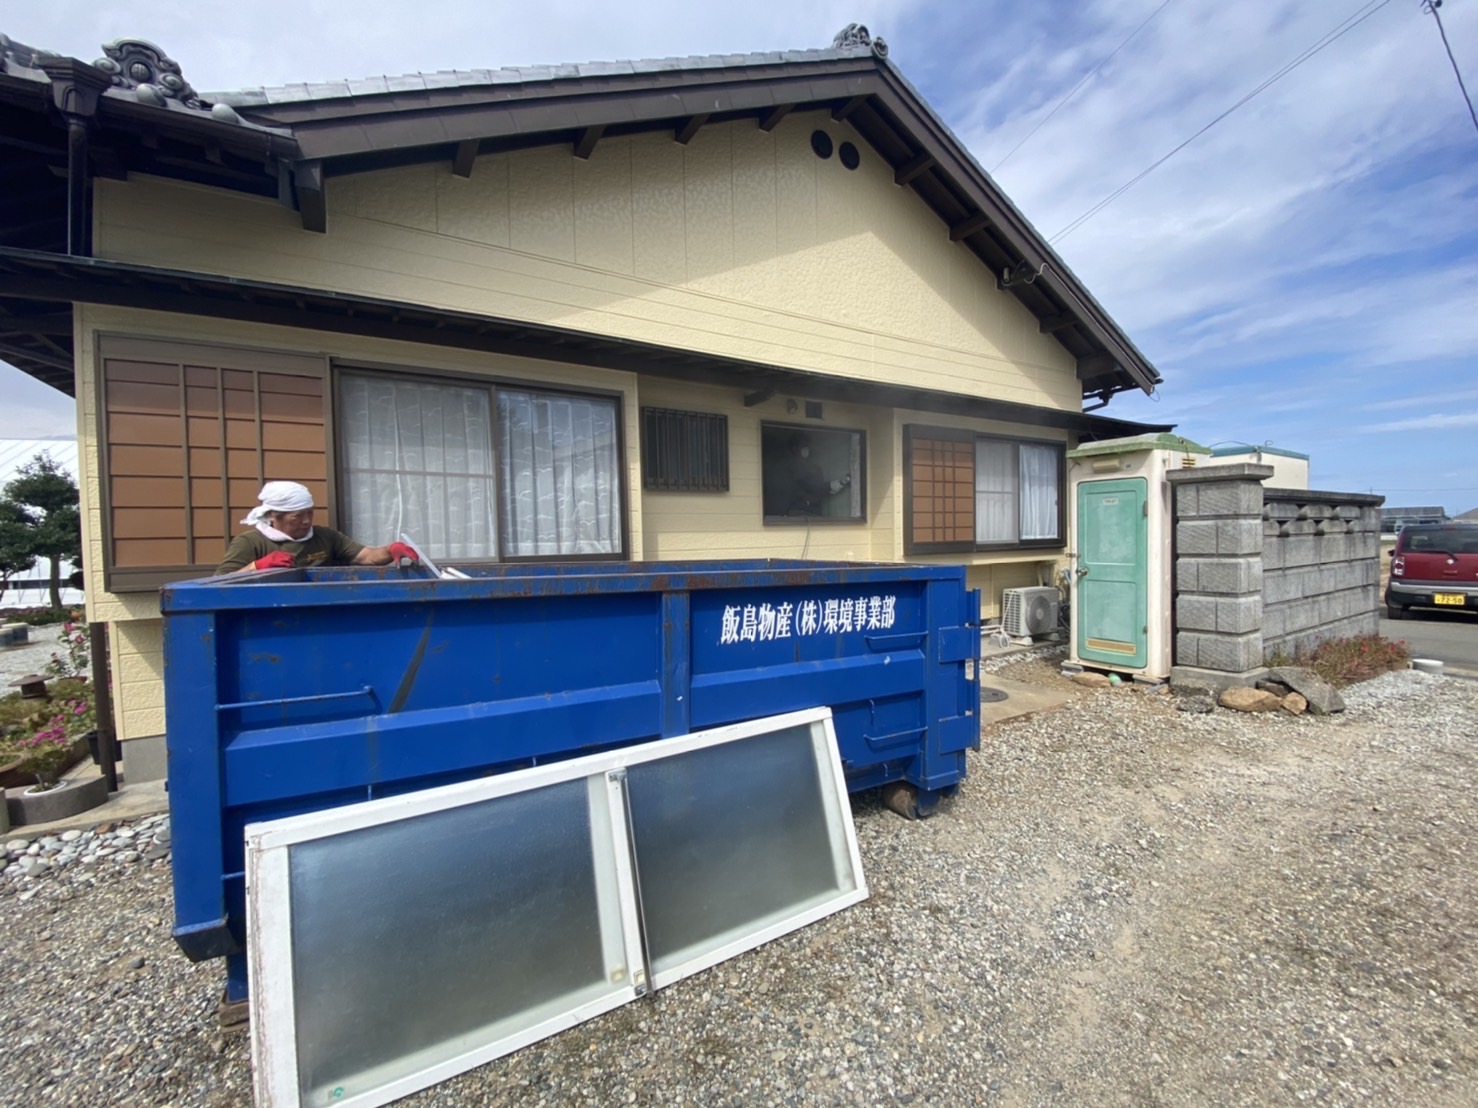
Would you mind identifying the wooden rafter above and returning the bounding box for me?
[893,151,935,186]
[948,211,990,242]
[452,139,478,178]
[674,114,709,145]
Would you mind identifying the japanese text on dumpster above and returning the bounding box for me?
[718,595,898,644]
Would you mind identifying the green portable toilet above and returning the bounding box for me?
[1066,434,1210,680]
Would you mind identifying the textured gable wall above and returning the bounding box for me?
[93,111,1081,411]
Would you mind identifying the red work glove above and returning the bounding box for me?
[386,541,419,566]
[253,551,296,571]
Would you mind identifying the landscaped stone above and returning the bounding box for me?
[1072,672,1113,688]
[1265,667,1345,714]
[1219,687,1283,712]
[1282,692,1308,715]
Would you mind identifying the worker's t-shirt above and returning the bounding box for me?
[215,528,365,574]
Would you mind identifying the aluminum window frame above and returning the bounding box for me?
[246,706,864,1108]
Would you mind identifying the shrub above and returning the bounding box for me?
[0,676,95,786]
[1305,634,1412,688]
[0,607,71,627]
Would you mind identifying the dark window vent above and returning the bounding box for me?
[641,408,729,492]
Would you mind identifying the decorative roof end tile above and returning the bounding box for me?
[832,23,888,60]
[93,38,208,110]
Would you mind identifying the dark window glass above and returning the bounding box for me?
[761,424,864,522]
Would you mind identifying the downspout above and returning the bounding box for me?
[34,56,113,256]
[35,57,122,788]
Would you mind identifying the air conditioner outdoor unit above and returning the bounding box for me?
[1002,586,1061,638]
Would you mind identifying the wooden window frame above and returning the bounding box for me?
[904,425,1066,555]
[95,335,330,593]
[640,407,729,492]
[333,362,629,565]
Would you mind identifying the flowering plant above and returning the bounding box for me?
[44,612,90,680]
[9,681,95,790]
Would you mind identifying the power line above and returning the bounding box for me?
[1423,0,1478,137]
[992,0,1177,173]
[1050,0,1396,244]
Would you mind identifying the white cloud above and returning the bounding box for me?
[2,0,1475,509]
[1364,411,1478,434]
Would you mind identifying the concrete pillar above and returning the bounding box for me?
[1166,463,1273,692]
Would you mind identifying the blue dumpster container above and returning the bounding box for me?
[161,559,980,1002]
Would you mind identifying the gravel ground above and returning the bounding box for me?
[2,662,1476,1107]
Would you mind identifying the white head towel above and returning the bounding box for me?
[242,481,316,542]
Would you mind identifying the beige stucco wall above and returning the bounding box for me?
[75,305,648,741]
[80,115,1095,744]
[636,379,893,563]
[92,111,1082,413]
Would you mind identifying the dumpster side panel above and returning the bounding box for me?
[163,560,979,978]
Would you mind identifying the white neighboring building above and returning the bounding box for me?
[1209,445,1310,490]
[0,437,85,609]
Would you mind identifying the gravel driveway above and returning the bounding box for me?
[2,661,1475,1107]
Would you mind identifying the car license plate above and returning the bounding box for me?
[1434,594,1464,606]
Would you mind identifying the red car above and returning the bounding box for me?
[1385,522,1478,619]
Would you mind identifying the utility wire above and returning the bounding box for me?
[992,0,1177,173]
[1423,0,1478,137]
[1050,0,1395,244]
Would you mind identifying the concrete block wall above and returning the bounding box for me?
[1167,465,1271,679]
[1261,489,1383,658]
[1166,466,1383,684]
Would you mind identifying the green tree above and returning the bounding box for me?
[0,498,38,601]
[1,452,81,611]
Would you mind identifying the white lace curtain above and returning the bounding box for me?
[498,389,622,557]
[1019,443,1059,540]
[339,374,621,561]
[975,440,1059,543]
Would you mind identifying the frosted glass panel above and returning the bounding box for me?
[626,723,858,981]
[247,707,864,1107]
[284,779,619,1102]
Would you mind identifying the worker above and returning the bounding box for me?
[770,432,851,516]
[215,481,419,574]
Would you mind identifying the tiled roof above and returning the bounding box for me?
[210,44,869,107]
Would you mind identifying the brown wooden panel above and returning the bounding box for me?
[106,380,182,416]
[184,366,219,389]
[110,507,188,541]
[226,448,261,478]
[225,419,258,449]
[186,416,224,447]
[189,447,222,477]
[105,360,179,386]
[261,420,326,451]
[193,538,226,566]
[260,372,324,397]
[229,479,262,506]
[191,507,226,538]
[258,390,326,422]
[109,412,183,446]
[263,451,326,481]
[190,477,224,508]
[223,388,256,418]
[185,385,221,416]
[113,537,189,567]
[109,476,187,509]
[110,443,185,477]
[222,369,254,391]
[910,435,974,547]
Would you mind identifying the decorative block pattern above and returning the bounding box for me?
[1172,479,1382,679]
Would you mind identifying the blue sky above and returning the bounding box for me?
[3,0,1476,512]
